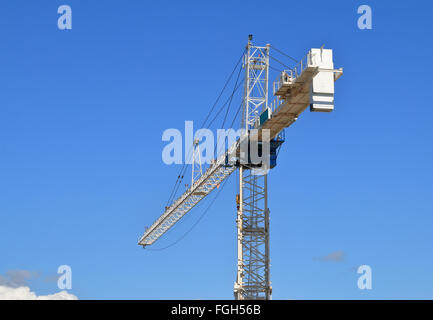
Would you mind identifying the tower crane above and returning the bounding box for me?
[139,36,343,300]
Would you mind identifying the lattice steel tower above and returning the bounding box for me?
[234,36,271,300]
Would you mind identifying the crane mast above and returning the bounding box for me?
[235,38,272,300]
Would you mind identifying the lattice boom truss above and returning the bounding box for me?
[138,141,239,246]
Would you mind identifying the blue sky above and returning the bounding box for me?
[0,0,432,299]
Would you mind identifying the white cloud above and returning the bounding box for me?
[0,285,78,300]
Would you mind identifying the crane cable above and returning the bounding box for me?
[201,49,245,129]
[270,45,299,63]
[269,65,283,73]
[165,50,244,206]
[166,77,242,208]
[213,65,243,156]
[269,54,292,71]
[206,76,244,129]
[221,62,243,129]
[146,174,231,251]
[165,49,245,206]
[147,93,244,251]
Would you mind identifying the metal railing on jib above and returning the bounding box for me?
[272,50,312,95]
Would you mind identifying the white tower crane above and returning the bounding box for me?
[138,36,343,300]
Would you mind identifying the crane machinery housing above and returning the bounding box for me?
[139,36,343,300]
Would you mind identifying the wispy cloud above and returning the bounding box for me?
[0,270,40,287]
[314,250,345,262]
[44,273,61,283]
[0,269,77,300]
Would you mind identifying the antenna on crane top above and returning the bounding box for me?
[247,34,253,48]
